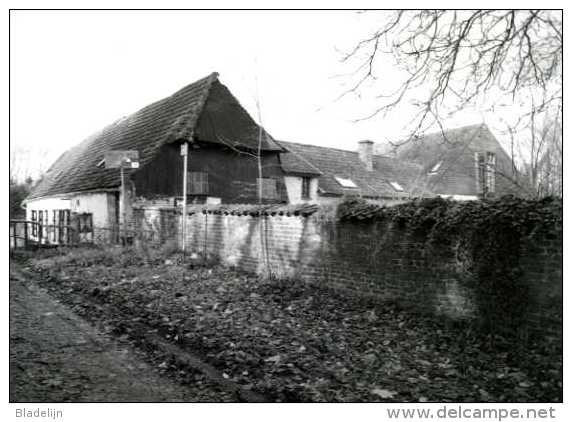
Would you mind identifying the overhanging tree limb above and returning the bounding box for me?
[341,10,562,139]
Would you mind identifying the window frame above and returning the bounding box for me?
[334,176,358,188]
[429,161,442,175]
[187,171,209,195]
[301,177,311,200]
[486,152,496,194]
[389,181,404,192]
[257,177,279,200]
[475,151,496,196]
[31,210,37,236]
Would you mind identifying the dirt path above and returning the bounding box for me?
[9,262,226,402]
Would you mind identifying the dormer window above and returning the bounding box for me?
[429,161,442,175]
[335,176,358,188]
[389,181,404,192]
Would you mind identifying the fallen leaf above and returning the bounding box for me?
[265,354,282,364]
[371,388,397,399]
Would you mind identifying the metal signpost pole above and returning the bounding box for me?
[120,165,125,239]
[181,142,189,253]
[103,150,139,244]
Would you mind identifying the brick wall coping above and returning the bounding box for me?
[134,203,320,217]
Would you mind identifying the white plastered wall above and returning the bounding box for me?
[25,197,71,222]
[26,192,116,230]
[25,196,71,242]
[283,176,319,204]
[69,192,116,228]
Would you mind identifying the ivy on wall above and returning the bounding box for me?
[337,196,562,336]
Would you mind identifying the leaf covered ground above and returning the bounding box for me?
[24,247,562,402]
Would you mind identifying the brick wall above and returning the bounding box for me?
[133,203,562,337]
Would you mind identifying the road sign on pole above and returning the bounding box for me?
[104,150,140,169]
[180,143,188,156]
[103,150,140,234]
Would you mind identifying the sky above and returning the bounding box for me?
[10,10,505,181]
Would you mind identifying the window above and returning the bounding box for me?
[475,152,485,194]
[188,172,209,195]
[429,161,442,175]
[334,176,358,188]
[53,210,57,242]
[78,213,93,233]
[389,181,404,192]
[301,177,311,200]
[475,152,496,196]
[38,210,44,239]
[257,178,278,199]
[58,210,70,243]
[31,210,37,236]
[486,152,496,194]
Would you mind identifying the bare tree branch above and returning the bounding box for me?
[340,10,562,139]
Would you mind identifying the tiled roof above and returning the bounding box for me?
[27,73,284,201]
[277,141,429,198]
[394,124,518,196]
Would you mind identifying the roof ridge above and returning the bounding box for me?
[279,139,401,160]
[188,72,219,134]
[420,123,486,139]
[278,140,360,155]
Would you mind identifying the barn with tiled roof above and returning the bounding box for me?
[24,73,289,241]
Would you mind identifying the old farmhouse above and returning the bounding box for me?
[389,124,522,200]
[23,73,520,244]
[278,140,430,204]
[277,124,521,204]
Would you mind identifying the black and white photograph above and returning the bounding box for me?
[8,6,563,421]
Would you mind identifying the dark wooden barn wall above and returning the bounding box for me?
[132,144,287,203]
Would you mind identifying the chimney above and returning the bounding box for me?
[358,140,374,171]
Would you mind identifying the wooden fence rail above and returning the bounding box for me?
[9,220,79,249]
[9,220,158,250]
